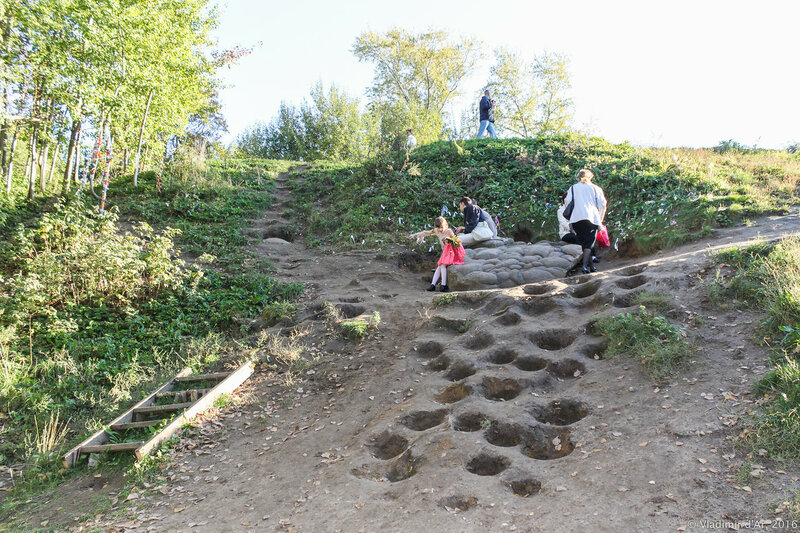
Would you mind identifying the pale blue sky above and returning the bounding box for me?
[212,0,799,149]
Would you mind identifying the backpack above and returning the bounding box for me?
[563,186,575,219]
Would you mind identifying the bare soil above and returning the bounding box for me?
[19,174,800,533]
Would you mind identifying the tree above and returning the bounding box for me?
[487,49,574,137]
[353,28,481,145]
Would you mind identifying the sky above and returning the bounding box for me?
[211,0,799,149]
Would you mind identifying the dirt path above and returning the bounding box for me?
[49,176,800,532]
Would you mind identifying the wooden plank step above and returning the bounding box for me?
[109,420,165,431]
[81,441,144,454]
[173,372,228,383]
[155,388,210,399]
[133,402,194,416]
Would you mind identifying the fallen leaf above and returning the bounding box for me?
[697,458,707,464]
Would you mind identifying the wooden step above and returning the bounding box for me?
[109,419,165,431]
[81,441,144,454]
[173,372,228,383]
[155,388,209,404]
[133,401,194,416]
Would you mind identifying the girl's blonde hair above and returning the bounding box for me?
[577,169,594,183]
[434,216,448,230]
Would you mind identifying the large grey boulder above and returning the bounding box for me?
[448,239,582,291]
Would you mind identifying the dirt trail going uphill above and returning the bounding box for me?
[86,178,800,533]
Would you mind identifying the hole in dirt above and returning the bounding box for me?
[565,274,592,285]
[495,309,522,326]
[547,359,586,379]
[520,426,574,460]
[416,341,444,359]
[523,282,556,295]
[535,399,590,426]
[438,495,478,512]
[337,303,366,319]
[263,226,295,242]
[452,412,488,432]
[399,409,449,431]
[463,331,494,350]
[446,360,476,381]
[486,347,517,365]
[430,316,471,334]
[351,449,420,482]
[482,377,521,401]
[339,297,363,303]
[519,298,557,316]
[429,355,451,371]
[579,342,607,360]
[435,382,472,404]
[367,431,409,460]
[387,450,419,482]
[570,280,602,299]
[466,452,511,476]
[484,421,522,447]
[514,356,548,372]
[612,289,642,308]
[616,274,648,289]
[621,264,647,276]
[529,329,577,351]
[503,477,542,497]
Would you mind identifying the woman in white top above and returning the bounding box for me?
[563,169,607,274]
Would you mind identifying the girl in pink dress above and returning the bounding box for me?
[409,216,465,292]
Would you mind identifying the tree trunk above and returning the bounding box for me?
[27,126,38,200]
[133,89,154,187]
[5,126,17,194]
[122,147,128,175]
[39,141,48,193]
[47,143,59,189]
[62,119,80,193]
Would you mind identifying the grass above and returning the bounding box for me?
[595,306,692,380]
[288,135,798,253]
[339,312,381,341]
[708,237,800,461]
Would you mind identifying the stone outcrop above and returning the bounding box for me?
[449,238,582,291]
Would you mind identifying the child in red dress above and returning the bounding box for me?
[409,216,465,292]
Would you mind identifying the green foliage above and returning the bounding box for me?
[488,49,574,137]
[596,306,691,380]
[0,179,302,464]
[709,237,800,459]
[289,135,798,252]
[353,28,481,147]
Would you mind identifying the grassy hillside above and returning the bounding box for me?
[290,134,799,254]
[0,159,301,471]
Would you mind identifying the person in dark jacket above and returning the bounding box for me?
[456,196,493,246]
[476,90,497,138]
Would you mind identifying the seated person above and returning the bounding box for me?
[456,196,493,246]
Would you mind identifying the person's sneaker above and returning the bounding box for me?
[581,266,591,274]
[589,264,597,272]
[592,256,600,263]
[426,284,436,291]
[440,284,450,292]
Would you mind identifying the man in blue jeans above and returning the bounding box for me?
[476,90,497,138]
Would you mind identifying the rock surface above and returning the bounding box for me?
[449,238,582,290]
